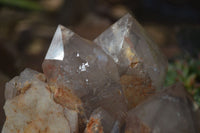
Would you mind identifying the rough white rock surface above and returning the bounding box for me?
[2,69,77,133]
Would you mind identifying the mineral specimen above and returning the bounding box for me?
[2,69,78,133]
[125,83,198,133]
[2,13,197,133]
[42,25,127,125]
[94,13,167,108]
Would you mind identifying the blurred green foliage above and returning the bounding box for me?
[0,0,42,11]
[165,58,200,105]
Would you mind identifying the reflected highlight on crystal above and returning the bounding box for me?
[45,25,72,60]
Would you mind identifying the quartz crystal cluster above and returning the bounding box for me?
[2,13,199,133]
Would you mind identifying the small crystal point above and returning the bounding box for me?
[94,13,168,108]
[42,25,127,124]
[45,25,65,60]
[125,83,199,133]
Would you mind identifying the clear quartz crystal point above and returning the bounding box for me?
[94,13,168,108]
[45,25,66,60]
[125,83,199,133]
[42,25,127,124]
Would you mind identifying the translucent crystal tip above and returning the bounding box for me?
[45,25,74,61]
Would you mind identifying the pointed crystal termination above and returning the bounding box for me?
[94,13,168,108]
[42,25,127,124]
[45,25,65,60]
[125,83,199,133]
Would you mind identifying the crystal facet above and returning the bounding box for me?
[45,25,66,60]
[42,25,127,124]
[94,13,168,108]
[125,83,198,133]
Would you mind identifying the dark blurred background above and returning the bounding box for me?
[1,0,200,130]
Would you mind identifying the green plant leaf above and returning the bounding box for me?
[0,0,42,11]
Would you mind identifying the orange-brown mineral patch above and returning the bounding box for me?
[120,75,155,109]
[130,62,139,68]
[36,73,47,82]
[17,81,31,95]
[53,87,82,111]
[85,117,103,133]
[24,118,50,133]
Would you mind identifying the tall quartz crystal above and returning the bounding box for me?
[42,25,127,124]
[94,13,168,108]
